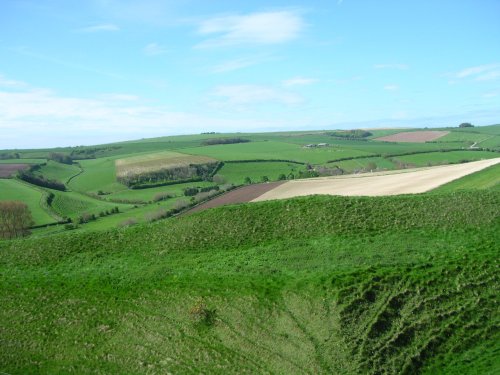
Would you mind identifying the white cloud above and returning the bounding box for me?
[210,84,301,106]
[0,77,297,148]
[98,93,140,101]
[482,91,498,98]
[211,56,271,73]
[374,64,409,70]
[282,77,318,87]
[476,70,500,81]
[76,23,120,33]
[196,10,304,48]
[384,84,399,91]
[143,42,167,56]
[454,63,500,81]
[0,75,27,89]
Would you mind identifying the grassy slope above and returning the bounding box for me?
[432,163,500,192]
[50,190,132,219]
[393,150,499,166]
[0,192,498,374]
[35,161,81,183]
[68,157,125,194]
[0,179,55,225]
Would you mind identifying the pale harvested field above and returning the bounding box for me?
[115,151,217,178]
[375,130,449,142]
[253,158,500,201]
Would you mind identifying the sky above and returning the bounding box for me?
[1,0,500,149]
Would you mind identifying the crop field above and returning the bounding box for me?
[116,151,217,177]
[253,158,500,201]
[392,150,499,166]
[1,191,498,373]
[0,163,29,178]
[374,130,450,143]
[0,179,55,225]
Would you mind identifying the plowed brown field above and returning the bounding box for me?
[0,164,29,178]
[185,181,286,214]
[375,130,449,142]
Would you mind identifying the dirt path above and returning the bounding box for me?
[252,158,500,201]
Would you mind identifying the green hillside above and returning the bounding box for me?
[1,191,498,374]
[0,179,56,225]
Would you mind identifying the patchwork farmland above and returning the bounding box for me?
[1,124,499,374]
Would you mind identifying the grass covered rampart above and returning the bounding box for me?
[0,191,498,374]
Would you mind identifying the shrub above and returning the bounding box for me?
[183,187,199,196]
[144,208,168,223]
[212,174,226,184]
[189,298,217,326]
[173,199,190,211]
[118,218,138,228]
[153,192,173,202]
[18,171,66,191]
[201,137,250,146]
[48,152,73,164]
[0,201,34,239]
[328,129,372,139]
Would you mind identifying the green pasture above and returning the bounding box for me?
[51,190,132,219]
[68,157,125,194]
[453,123,500,135]
[0,179,55,225]
[477,135,500,149]
[0,158,46,164]
[105,181,216,203]
[218,161,305,184]
[435,131,492,144]
[183,140,373,164]
[35,161,81,183]
[432,163,500,192]
[1,192,498,374]
[392,150,499,166]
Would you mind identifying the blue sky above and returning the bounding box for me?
[1,0,499,148]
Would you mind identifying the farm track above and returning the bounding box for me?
[253,157,500,201]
